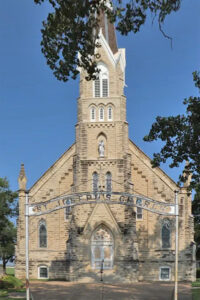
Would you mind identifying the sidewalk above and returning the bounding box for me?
[30,281,192,300]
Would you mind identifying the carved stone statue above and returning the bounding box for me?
[98,140,105,157]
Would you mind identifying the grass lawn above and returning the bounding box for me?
[192,288,200,300]
[0,289,25,300]
[6,268,15,276]
[0,298,25,300]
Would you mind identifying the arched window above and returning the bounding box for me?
[91,225,114,269]
[162,219,171,249]
[106,172,112,193]
[39,220,47,248]
[107,106,113,121]
[65,198,72,219]
[136,198,143,220]
[99,106,104,121]
[93,172,99,193]
[94,63,109,98]
[90,106,96,121]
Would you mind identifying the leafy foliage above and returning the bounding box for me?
[34,0,181,81]
[0,178,18,219]
[144,72,200,191]
[0,178,18,274]
[0,275,24,289]
[0,222,17,275]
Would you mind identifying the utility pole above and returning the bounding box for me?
[25,191,30,300]
[174,190,179,300]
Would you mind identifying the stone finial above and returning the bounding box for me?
[183,161,192,188]
[18,163,27,191]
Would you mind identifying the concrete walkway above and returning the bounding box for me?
[30,281,192,300]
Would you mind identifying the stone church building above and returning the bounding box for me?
[16,11,196,282]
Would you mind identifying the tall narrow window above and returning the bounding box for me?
[136,198,143,220]
[107,106,112,121]
[39,220,47,248]
[99,107,104,121]
[93,172,99,193]
[65,198,72,219]
[90,106,96,121]
[102,78,108,97]
[94,63,109,98]
[162,219,171,248]
[94,79,100,97]
[106,172,112,193]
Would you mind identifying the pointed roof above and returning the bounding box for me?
[98,10,118,54]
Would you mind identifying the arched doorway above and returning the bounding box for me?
[91,225,114,270]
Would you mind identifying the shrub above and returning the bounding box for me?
[0,275,24,289]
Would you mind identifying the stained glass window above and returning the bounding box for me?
[136,198,143,220]
[65,198,72,219]
[106,172,112,193]
[162,219,171,248]
[39,220,47,248]
[93,172,98,193]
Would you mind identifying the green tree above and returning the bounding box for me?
[0,178,18,275]
[0,221,16,275]
[192,187,200,260]
[34,0,181,81]
[144,72,200,191]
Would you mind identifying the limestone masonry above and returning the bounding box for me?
[16,12,196,282]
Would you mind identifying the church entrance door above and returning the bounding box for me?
[91,225,113,270]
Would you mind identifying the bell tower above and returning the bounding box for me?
[73,10,131,194]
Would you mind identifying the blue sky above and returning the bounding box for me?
[0,0,199,193]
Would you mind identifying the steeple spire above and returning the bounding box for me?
[98,9,118,54]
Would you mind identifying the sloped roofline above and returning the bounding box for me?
[29,143,75,193]
[129,138,178,188]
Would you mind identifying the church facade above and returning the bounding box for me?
[16,14,196,282]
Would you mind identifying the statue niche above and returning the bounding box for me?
[98,140,105,157]
[97,132,107,158]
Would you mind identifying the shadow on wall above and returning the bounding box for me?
[137,214,195,282]
[48,206,195,283]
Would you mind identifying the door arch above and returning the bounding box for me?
[91,225,114,270]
